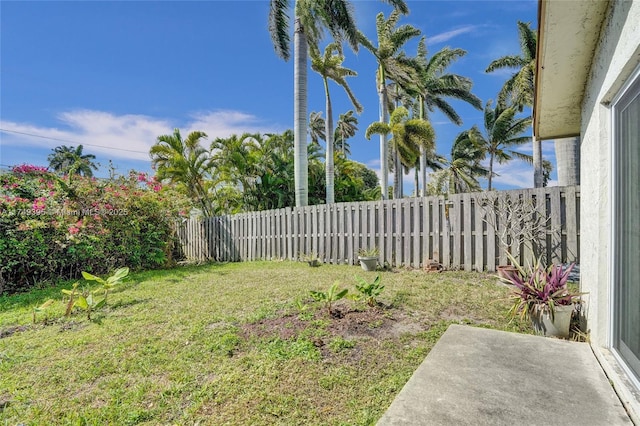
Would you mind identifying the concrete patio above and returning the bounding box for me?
[378,324,633,425]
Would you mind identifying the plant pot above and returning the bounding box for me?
[307,259,321,267]
[531,304,574,339]
[358,256,378,272]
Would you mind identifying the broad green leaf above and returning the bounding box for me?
[113,267,129,280]
[82,271,102,283]
[37,299,55,310]
[335,289,349,300]
[76,296,88,310]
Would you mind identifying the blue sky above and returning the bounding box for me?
[0,0,549,192]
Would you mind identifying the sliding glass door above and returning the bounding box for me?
[613,70,640,382]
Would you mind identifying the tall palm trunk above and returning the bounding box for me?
[418,97,427,197]
[393,150,401,198]
[533,136,542,188]
[294,18,309,206]
[324,79,335,204]
[378,77,389,200]
[488,152,495,191]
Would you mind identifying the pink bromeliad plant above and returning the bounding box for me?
[500,253,579,321]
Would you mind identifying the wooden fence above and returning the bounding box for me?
[175,186,580,271]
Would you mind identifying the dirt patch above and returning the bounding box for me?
[323,304,422,340]
[0,325,29,339]
[240,302,426,363]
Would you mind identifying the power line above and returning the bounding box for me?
[0,128,150,155]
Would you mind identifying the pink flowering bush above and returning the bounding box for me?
[0,165,191,294]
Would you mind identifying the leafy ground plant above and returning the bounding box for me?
[60,267,129,320]
[310,281,349,315]
[82,267,129,304]
[62,282,82,317]
[0,262,528,425]
[32,299,54,324]
[353,274,385,307]
[74,288,105,321]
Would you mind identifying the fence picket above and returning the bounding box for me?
[565,186,579,262]
[176,187,580,271]
[413,199,421,268]
[463,193,473,271]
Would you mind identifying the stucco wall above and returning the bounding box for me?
[580,0,640,351]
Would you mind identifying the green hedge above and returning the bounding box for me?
[0,165,191,295]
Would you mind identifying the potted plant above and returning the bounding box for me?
[358,247,379,272]
[501,254,579,339]
[300,251,322,267]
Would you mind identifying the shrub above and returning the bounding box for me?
[0,165,191,294]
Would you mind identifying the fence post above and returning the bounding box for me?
[173,187,581,270]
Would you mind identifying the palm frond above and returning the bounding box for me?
[366,122,391,139]
[485,55,527,73]
[268,0,291,60]
[517,21,537,61]
[382,0,409,15]
[510,150,534,164]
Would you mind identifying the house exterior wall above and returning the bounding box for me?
[580,0,640,420]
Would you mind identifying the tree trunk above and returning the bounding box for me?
[378,78,389,200]
[294,18,308,206]
[488,152,494,191]
[414,166,419,197]
[555,136,580,186]
[533,135,543,188]
[419,97,427,197]
[393,150,401,199]
[324,79,335,204]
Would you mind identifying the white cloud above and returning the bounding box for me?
[491,158,557,189]
[491,160,532,188]
[512,139,558,157]
[427,25,479,44]
[366,158,381,169]
[0,109,284,162]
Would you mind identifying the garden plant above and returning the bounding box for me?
[0,165,190,295]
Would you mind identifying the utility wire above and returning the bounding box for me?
[0,128,150,155]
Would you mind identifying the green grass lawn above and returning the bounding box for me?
[0,261,530,425]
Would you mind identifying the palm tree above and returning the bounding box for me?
[485,21,548,188]
[385,81,419,196]
[412,37,483,195]
[357,9,420,198]
[308,111,326,146]
[428,131,488,195]
[47,145,98,177]
[468,100,532,191]
[386,81,417,114]
[210,133,262,212]
[334,110,358,155]
[268,0,408,207]
[365,106,434,198]
[310,41,363,204]
[150,128,213,216]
